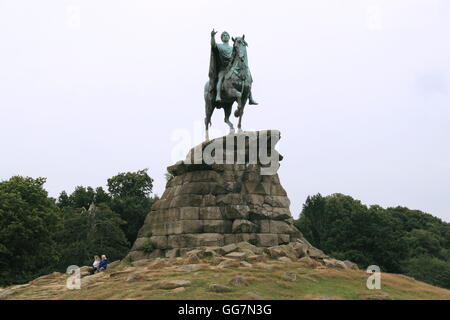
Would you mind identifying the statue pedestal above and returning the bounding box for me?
[128,130,304,259]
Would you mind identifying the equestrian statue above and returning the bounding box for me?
[204,29,258,140]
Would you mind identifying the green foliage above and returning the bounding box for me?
[165,171,174,183]
[56,169,157,245]
[0,176,60,286]
[1,169,157,286]
[401,256,450,289]
[140,240,156,254]
[295,193,450,288]
[57,186,111,209]
[55,204,129,269]
[107,169,157,244]
[109,196,156,245]
[107,169,153,198]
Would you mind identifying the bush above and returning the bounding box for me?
[140,240,156,254]
[294,193,450,288]
[402,256,450,289]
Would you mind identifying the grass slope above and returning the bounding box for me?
[1,258,449,300]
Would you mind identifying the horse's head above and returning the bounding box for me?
[232,35,248,61]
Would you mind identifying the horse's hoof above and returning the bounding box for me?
[229,128,235,134]
[237,128,243,133]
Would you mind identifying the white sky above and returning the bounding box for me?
[0,0,449,221]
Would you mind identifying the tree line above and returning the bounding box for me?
[295,193,450,289]
[0,170,157,287]
[2,173,449,290]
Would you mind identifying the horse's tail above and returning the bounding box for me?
[204,81,213,127]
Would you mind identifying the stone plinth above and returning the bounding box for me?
[128,130,304,259]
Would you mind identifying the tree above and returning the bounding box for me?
[107,169,157,244]
[401,256,450,289]
[57,186,111,209]
[55,204,130,270]
[294,193,450,288]
[0,176,60,286]
[107,169,153,199]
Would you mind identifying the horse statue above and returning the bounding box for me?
[204,34,254,141]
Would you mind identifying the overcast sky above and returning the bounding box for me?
[0,0,449,221]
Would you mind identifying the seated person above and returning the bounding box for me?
[89,255,101,275]
[98,255,108,271]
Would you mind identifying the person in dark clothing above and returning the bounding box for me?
[98,255,108,271]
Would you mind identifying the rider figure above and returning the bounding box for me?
[210,29,258,105]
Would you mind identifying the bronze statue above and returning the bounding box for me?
[204,29,258,140]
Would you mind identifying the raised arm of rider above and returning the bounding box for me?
[211,34,216,48]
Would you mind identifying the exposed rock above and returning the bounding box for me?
[9,284,30,290]
[277,257,292,263]
[232,220,258,233]
[283,272,297,281]
[81,272,107,288]
[217,259,240,269]
[127,131,309,260]
[298,256,322,268]
[0,289,16,299]
[209,283,232,293]
[186,249,204,258]
[165,248,181,258]
[289,242,309,258]
[204,246,225,257]
[125,273,144,282]
[256,262,275,270]
[343,260,359,270]
[247,254,266,263]
[225,252,248,260]
[79,266,91,277]
[256,234,279,247]
[210,256,226,265]
[175,264,202,272]
[221,243,238,254]
[236,241,262,254]
[240,261,253,268]
[323,259,348,269]
[123,130,341,272]
[229,275,250,287]
[150,280,191,290]
[31,272,63,285]
[183,255,201,265]
[307,247,328,259]
[171,287,186,294]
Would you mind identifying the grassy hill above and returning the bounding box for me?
[1,256,449,300]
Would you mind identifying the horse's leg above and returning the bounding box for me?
[237,96,247,132]
[205,100,214,141]
[224,103,234,134]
